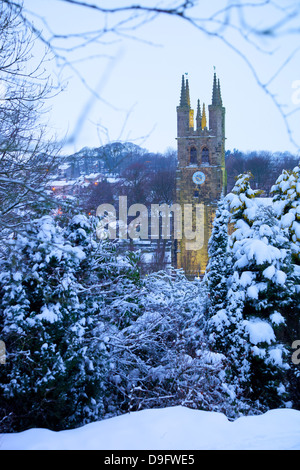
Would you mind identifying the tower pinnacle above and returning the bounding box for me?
[212,72,222,106]
[217,78,223,106]
[196,99,201,130]
[201,103,207,129]
[186,78,191,108]
[179,74,188,107]
[212,72,218,105]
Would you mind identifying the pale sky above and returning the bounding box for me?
[23,0,300,156]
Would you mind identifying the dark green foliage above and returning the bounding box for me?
[0,213,143,432]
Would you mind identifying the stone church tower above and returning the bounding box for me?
[174,73,226,278]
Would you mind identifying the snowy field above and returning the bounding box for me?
[1,406,300,450]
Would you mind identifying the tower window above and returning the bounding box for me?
[190,146,197,165]
[201,147,210,165]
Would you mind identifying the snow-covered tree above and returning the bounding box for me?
[226,172,263,233]
[0,213,138,431]
[205,174,257,369]
[270,164,300,409]
[65,214,143,330]
[105,269,246,419]
[105,269,205,415]
[205,198,232,352]
[271,164,300,265]
[206,173,296,410]
[230,206,295,407]
[0,3,59,237]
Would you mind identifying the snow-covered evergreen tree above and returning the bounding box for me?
[230,206,294,408]
[226,171,263,233]
[271,164,300,409]
[205,198,232,352]
[0,212,144,431]
[205,173,259,387]
[271,164,300,265]
[207,173,296,410]
[65,214,143,330]
[105,269,206,415]
[106,268,246,419]
[0,215,107,430]
[270,164,300,341]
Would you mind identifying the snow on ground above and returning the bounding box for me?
[1,406,300,450]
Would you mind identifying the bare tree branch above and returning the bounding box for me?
[6,0,300,151]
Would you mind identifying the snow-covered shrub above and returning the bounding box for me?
[205,197,232,352]
[206,173,298,411]
[105,270,245,419]
[271,164,300,408]
[0,213,143,431]
[271,164,300,265]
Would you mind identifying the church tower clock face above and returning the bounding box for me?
[192,171,205,185]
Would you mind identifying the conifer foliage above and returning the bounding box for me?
[205,198,231,353]
[206,198,230,315]
[0,213,141,431]
[0,167,299,432]
[271,164,300,265]
[271,163,300,406]
[206,171,299,411]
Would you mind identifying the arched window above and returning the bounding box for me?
[201,147,209,165]
[190,147,197,165]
